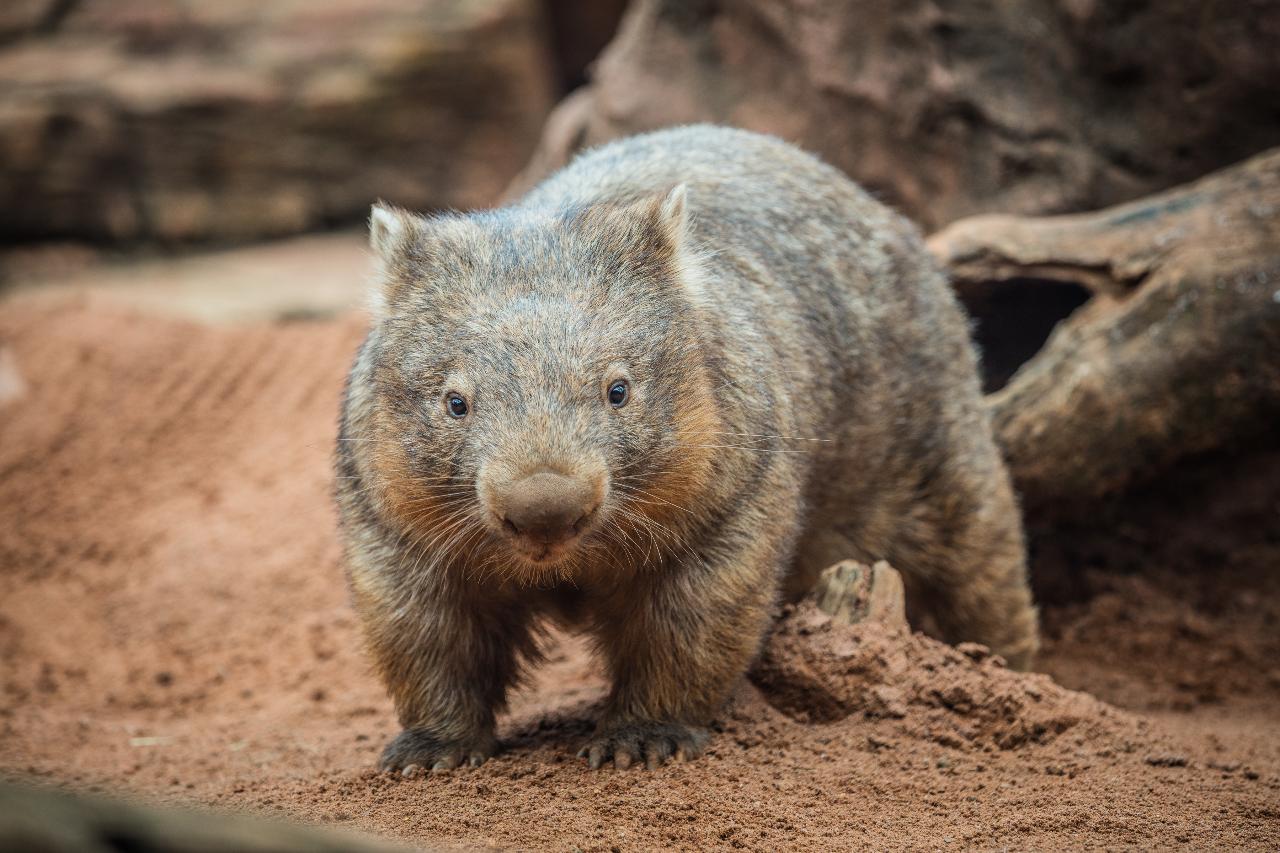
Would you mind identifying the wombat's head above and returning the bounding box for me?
[358,187,722,582]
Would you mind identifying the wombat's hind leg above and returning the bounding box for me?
[902,498,1039,670]
[873,445,1039,669]
[929,558,1038,670]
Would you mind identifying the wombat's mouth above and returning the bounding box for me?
[499,504,600,566]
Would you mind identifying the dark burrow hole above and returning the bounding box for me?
[958,277,1093,393]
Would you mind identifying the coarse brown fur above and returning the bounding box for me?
[334,125,1039,772]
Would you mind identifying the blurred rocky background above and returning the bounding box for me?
[5,0,1276,246]
[515,0,1280,228]
[1,0,579,243]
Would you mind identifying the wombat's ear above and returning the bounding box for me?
[626,183,710,306]
[367,202,421,319]
[649,183,690,257]
[369,202,416,262]
[657,184,712,295]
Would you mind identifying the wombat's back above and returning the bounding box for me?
[523,125,985,540]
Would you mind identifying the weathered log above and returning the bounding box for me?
[930,148,1280,514]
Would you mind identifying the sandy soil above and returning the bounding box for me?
[1,295,1278,850]
[0,232,369,324]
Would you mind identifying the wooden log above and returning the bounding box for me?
[930,148,1280,514]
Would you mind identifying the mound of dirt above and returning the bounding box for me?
[1,295,1277,850]
[753,603,1139,757]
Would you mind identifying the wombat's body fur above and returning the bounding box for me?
[336,126,1038,772]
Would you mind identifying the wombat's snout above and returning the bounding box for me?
[491,471,601,560]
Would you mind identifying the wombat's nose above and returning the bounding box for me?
[500,471,597,544]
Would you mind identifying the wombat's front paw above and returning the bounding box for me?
[578,721,709,770]
[380,728,495,776]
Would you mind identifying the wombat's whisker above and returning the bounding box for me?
[400,504,474,549]
[411,520,482,579]
[621,501,677,550]
[614,498,685,544]
[633,526,661,568]
[453,525,494,583]
[604,518,646,566]
[394,495,471,512]
[687,430,833,442]
[336,477,455,501]
[612,469,681,483]
[340,480,461,503]
[611,462,680,479]
[612,483,699,518]
[609,495,700,565]
[418,490,477,502]
[398,519,453,563]
[465,544,506,587]
[393,490,461,502]
[681,433,777,447]
[672,442,810,454]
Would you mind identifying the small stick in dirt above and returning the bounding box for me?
[810,560,907,629]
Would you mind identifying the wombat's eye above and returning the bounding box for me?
[607,380,629,408]
[446,393,469,418]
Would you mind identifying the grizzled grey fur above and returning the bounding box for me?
[335,125,1039,773]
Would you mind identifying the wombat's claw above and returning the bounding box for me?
[380,728,493,776]
[577,722,709,770]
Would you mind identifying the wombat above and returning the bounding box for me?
[335,125,1038,773]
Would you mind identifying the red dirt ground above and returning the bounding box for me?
[2,296,1278,850]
